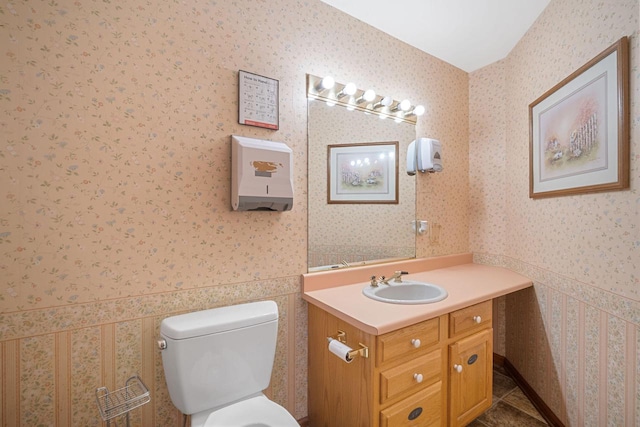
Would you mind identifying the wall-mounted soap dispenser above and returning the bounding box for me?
[406,138,443,174]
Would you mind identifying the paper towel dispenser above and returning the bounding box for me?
[406,137,443,174]
[231,135,294,211]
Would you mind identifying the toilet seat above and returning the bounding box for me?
[198,394,298,427]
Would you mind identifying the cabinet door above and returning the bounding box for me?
[448,329,493,427]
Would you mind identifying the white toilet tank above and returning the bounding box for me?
[160,301,279,415]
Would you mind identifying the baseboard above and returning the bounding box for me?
[494,353,565,427]
[297,416,309,426]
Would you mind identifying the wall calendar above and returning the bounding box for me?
[238,70,279,130]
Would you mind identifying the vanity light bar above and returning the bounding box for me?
[306,74,424,125]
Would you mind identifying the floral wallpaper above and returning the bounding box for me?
[470,0,639,425]
[0,0,469,424]
[1,0,311,310]
[0,0,467,311]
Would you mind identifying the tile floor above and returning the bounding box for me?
[469,364,549,427]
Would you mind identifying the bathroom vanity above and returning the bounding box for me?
[302,254,532,427]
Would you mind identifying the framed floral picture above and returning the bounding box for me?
[529,37,629,199]
[327,142,399,204]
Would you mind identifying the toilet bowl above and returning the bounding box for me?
[159,301,298,427]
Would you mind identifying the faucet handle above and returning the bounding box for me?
[370,275,378,287]
[393,271,409,283]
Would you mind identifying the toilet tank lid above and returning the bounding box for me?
[161,301,278,340]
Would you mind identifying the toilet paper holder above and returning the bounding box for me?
[327,330,369,359]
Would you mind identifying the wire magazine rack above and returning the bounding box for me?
[96,374,150,426]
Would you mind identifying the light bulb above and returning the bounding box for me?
[406,105,425,117]
[373,96,393,110]
[357,89,376,104]
[398,99,411,111]
[343,82,357,96]
[335,82,357,99]
[363,89,376,102]
[315,76,335,92]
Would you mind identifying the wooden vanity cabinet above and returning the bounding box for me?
[307,300,493,427]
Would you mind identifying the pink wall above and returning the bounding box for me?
[470,0,639,425]
[0,0,469,424]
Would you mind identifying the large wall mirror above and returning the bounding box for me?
[307,96,417,271]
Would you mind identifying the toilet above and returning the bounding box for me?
[159,300,299,427]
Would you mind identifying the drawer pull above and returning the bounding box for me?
[473,315,482,324]
[468,354,478,365]
[408,407,423,421]
[413,373,423,383]
[453,364,463,373]
[411,338,421,348]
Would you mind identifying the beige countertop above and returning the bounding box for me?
[302,254,532,335]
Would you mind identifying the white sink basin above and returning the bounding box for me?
[363,281,448,304]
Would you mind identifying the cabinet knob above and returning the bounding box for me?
[453,364,463,373]
[413,373,423,383]
[411,338,421,348]
[473,315,482,324]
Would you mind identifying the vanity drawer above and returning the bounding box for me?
[380,381,442,427]
[449,300,492,339]
[380,349,441,404]
[377,317,440,366]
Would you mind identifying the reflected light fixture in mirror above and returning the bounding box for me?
[307,74,424,124]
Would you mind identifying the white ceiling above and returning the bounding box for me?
[320,0,551,72]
